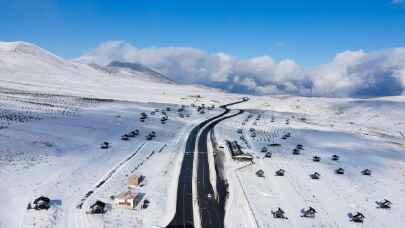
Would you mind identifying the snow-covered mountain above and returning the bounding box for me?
[88,61,175,84]
[0,41,232,103]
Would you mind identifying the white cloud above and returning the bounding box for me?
[77,41,405,97]
[392,0,403,5]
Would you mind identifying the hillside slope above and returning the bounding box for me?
[0,41,233,104]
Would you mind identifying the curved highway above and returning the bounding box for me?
[167,99,247,228]
[197,109,244,228]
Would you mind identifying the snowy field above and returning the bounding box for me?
[0,87,224,228]
[1,41,405,228]
[216,96,405,228]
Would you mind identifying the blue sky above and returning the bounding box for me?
[1,0,405,66]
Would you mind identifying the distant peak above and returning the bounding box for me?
[0,41,60,59]
[107,61,175,83]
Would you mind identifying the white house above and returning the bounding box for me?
[114,191,138,210]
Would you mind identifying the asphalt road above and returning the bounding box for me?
[197,109,244,228]
[167,99,246,228]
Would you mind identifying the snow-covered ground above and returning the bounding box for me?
[0,41,232,228]
[216,96,405,228]
[1,41,405,228]
[0,88,223,228]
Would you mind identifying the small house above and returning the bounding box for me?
[376,199,392,209]
[272,207,287,219]
[31,196,50,210]
[121,134,129,141]
[128,175,144,188]
[275,169,285,176]
[256,169,265,177]
[142,199,150,209]
[89,200,106,214]
[310,172,320,179]
[351,212,365,223]
[361,169,372,176]
[281,135,287,140]
[100,142,110,149]
[114,191,139,210]
[302,206,316,218]
[292,148,300,155]
[335,168,345,175]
